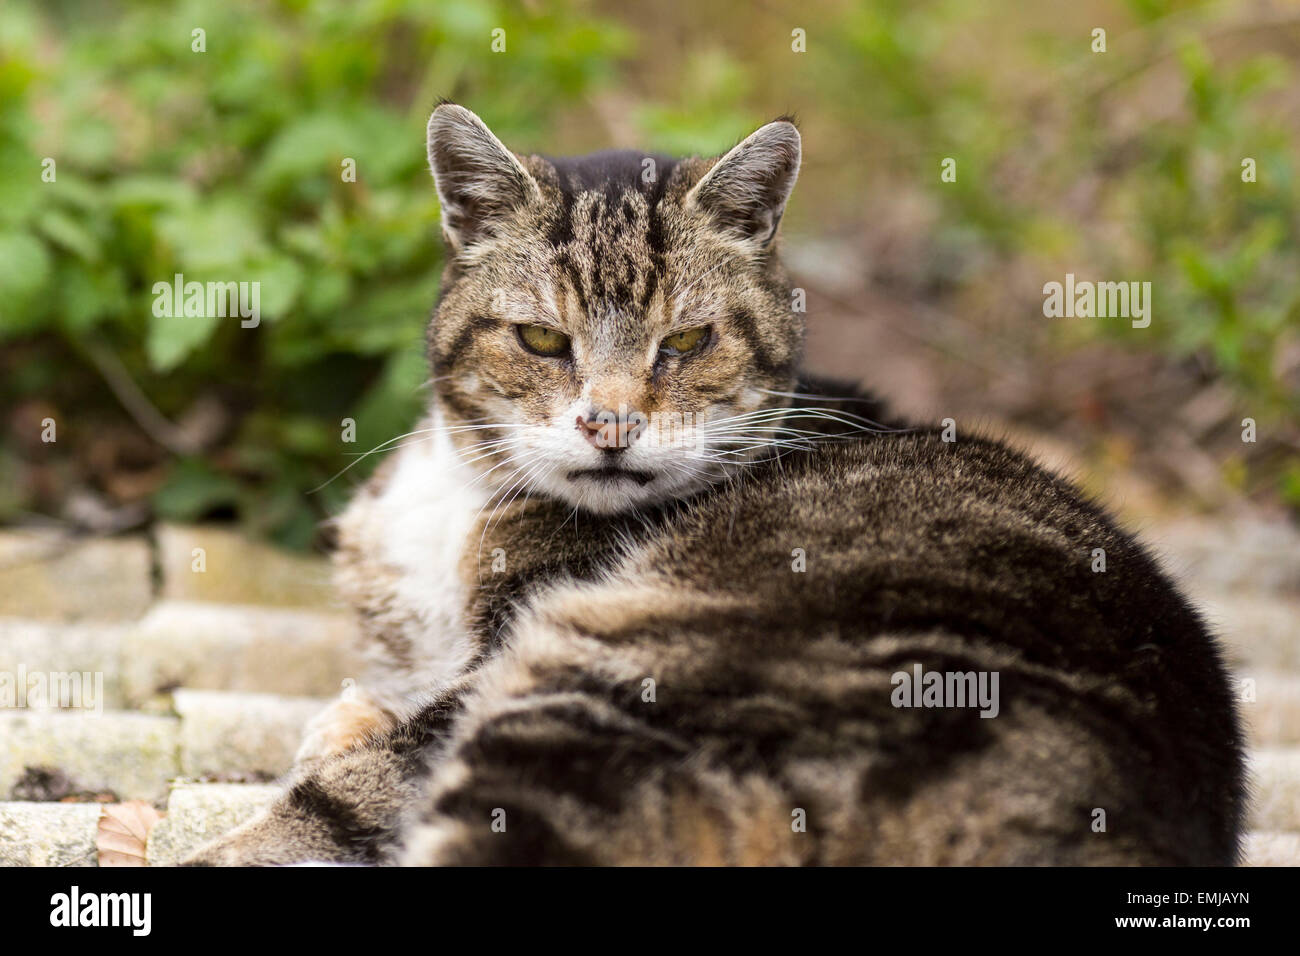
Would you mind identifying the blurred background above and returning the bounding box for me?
[2,0,1298,549]
[4,0,1300,868]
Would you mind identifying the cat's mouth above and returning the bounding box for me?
[566,465,657,487]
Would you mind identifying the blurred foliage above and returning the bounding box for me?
[812,0,1299,421]
[0,0,1297,546]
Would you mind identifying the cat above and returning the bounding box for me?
[185,104,1245,865]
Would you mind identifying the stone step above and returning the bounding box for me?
[1239,672,1300,747]
[0,687,329,803]
[1248,748,1300,833]
[155,523,336,608]
[1241,830,1300,866]
[1200,592,1300,672]
[147,782,280,867]
[1,604,358,712]
[122,600,360,705]
[0,618,128,710]
[0,523,339,620]
[0,801,103,867]
[1152,515,1300,597]
[0,711,179,804]
[174,689,326,779]
[0,530,152,621]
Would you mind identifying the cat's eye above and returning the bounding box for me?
[516,323,571,357]
[659,326,711,356]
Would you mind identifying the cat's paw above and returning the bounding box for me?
[295,692,398,766]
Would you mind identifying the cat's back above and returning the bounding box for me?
[650,428,1184,656]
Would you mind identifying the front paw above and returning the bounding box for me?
[295,691,398,766]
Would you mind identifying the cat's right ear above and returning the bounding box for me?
[427,104,540,255]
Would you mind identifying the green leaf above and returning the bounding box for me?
[146,308,222,372]
[0,230,51,335]
[56,261,125,334]
[152,458,242,521]
[107,176,198,210]
[38,209,101,262]
[156,199,265,270]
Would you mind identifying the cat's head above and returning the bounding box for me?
[425,103,802,515]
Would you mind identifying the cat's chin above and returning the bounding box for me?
[557,476,669,515]
[549,468,706,516]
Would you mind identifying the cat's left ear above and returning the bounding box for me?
[686,119,801,248]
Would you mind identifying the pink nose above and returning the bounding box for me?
[576,410,642,451]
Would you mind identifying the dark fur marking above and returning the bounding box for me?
[288,779,390,863]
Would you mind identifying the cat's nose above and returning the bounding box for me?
[576,409,644,451]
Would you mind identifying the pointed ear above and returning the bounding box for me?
[427,104,540,254]
[686,120,801,248]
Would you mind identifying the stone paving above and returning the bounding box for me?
[0,514,1296,866]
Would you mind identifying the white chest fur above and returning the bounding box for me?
[338,416,489,704]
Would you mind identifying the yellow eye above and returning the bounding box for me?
[660,326,710,356]
[516,324,570,357]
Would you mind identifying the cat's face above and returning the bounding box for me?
[425,104,802,514]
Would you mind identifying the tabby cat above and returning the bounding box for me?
[186,104,1244,865]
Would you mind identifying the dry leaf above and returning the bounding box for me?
[97,801,164,867]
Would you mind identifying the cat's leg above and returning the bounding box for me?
[183,744,416,866]
[395,691,808,866]
[292,612,477,767]
[184,690,467,866]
